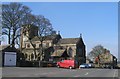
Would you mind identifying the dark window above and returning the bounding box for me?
[27,44,30,48]
[33,44,36,48]
[23,29,26,35]
[39,44,41,47]
[31,53,34,59]
[24,53,27,59]
[46,43,49,47]
[43,43,46,47]
[68,47,73,57]
[60,46,63,49]
[78,48,82,56]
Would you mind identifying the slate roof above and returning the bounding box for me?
[0,45,10,51]
[27,34,59,42]
[0,45,20,53]
[57,38,79,44]
[25,34,85,46]
[51,49,66,56]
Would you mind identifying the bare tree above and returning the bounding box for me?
[0,4,2,45]
[2,3,31,47]
[2,2,56,61]
[22,14,56,60]
[35,15,55,60]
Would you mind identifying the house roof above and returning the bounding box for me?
[57,38,79,44]
[51,49,69,57]
[27,34,60,42]
[0,45,20,53]
[61,50,69,57]
[0,45,10,51]
[51,49,65,56]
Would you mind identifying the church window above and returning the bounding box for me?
[68,47,73,57]
[43,43,46,47]
[78,48,82,56]
[24,32,26,36]
[60,46,63,49]
[27,44,30,48]
[46,43,49,47]
[39,44,41,47]
[24,53,27,59]
[33,44,36,48]
[31,53,34,60]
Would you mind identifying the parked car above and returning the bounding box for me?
[102,64,113,69]
[87,64,94,68]
[57,59,76,69]
[79,63,93,68]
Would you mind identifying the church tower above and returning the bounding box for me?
[20,24,38,50]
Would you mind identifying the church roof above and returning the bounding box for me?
[25,33,85,46]
[27,34,60,41]
[51,49,69,57]
[57,38,79,44]
[51,49,66,56]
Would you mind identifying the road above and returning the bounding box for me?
[2,67,119,79]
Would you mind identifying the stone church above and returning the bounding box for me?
[20,24,86,65]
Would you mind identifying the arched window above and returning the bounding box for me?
[24,53,27,59]
[78,48,82,57]
[31,53,34,60]
[27,44,30,48]
[68,47,73,57]
[33,44,36,48]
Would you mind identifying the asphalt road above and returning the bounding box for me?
[2,67,119,79]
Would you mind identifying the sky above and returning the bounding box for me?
[2,2,118,59]
[1,0,119,2]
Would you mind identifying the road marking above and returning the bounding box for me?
[74,75,80,77]
[38,69,74,76]
[84,72,88,75]
[74,71,89,77]
[35,72,50,76]
[69,70,76,71]
[42,73,48,75]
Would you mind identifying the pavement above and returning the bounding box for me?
[1,67,119,79]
